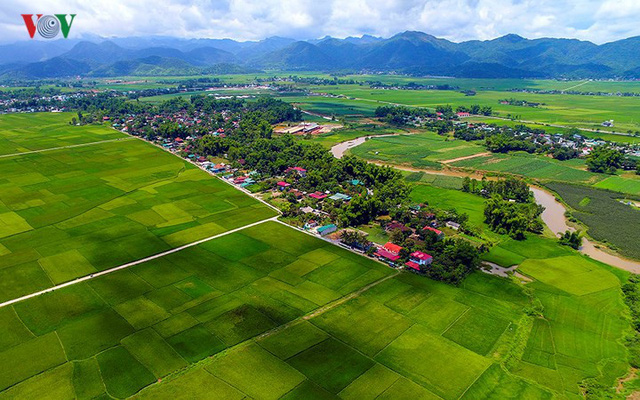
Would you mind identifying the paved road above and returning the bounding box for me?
[0,216,278,309]
[0,137,134,159]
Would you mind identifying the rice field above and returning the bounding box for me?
[0,113,277,302]
[0,113,125,156]
[308,84,640,133]
[545,182,640,259]
[350,132,486,169]
[0,110,634,399]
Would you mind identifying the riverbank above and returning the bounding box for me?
[332,136,640,273]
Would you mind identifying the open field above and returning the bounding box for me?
[352,134,640,196]
[0,82,637,399]
[350,132,486,170]
[307,84,640,133]
[304,126,404,149]
[4,216,622,399]
[545,182,640,260]
[0,113,277,302]
[0,113,125,156]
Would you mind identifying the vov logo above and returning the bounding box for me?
[21,14,76,39]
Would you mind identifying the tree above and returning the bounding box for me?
[484,196,543,239]
[586,146,622,174]
[559,230,582,250]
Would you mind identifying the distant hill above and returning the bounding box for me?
[5,31,640,79]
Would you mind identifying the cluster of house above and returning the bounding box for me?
[373,242,434,272]
[456,121,640,157]
[114,109,236,139]
[0,91,94,113]
[369,215,463,269]
[276,167,362,205]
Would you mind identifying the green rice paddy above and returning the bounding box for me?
[0,113,277,301]
[0,110,636,399]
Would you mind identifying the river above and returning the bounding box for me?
[332,136,640,273]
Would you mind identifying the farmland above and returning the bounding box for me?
[0,113,277,302]
[350,134,640,196]
[305,83,640,133]
[544,182,640,260]
[0,216,630,399]
[0,113,125,156]
[0,82,638,399]
[350,132,487,170]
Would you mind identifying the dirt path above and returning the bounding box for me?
[562,80,590,92]
[441,152,491,164]
[0,137,134,159]
[0,216,279,309]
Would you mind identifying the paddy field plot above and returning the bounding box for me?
[309,84,640,133]
[350,132,486,169]
[0,113,124,156]
[0,220,630,398]
[545,182,640,259]
[0,113,277,302]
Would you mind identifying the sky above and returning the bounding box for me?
[0,0,637,44]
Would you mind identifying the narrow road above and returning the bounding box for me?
[0,137,134,159]
[0,216,279,309]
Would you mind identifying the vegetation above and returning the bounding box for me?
[484,196,544,239]
[558,230,582,249]
[545,182,640,259]
[586,145,623,174]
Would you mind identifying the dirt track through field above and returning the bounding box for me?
[0,137,134,159]
[0,216,279,309]
[441,152,491,164]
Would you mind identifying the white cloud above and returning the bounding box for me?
[0,0,636,44]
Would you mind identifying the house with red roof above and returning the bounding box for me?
[423,226,445,240]
[410,251,433,266]
[405,261,422,271]
[457,112,471,118]
[308,191,327,200]
[285,166,307,177]
[374,242,403,264]
[277,181,291,190]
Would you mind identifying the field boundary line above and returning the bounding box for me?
[134,269,401,397]
[441,307,470,336]
[0,137,134,159]
[0,216,278,309]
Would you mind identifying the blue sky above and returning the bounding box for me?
[0,0,637,44]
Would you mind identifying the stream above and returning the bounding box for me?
[332,136,640,273]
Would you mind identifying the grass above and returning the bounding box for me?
[308,83,640,133]
[519,255,620,296]
[0,219,628,398]
[206,343,306,400]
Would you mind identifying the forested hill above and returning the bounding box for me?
[4,31,640,79]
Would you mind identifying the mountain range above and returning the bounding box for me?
[3,31,640,79]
